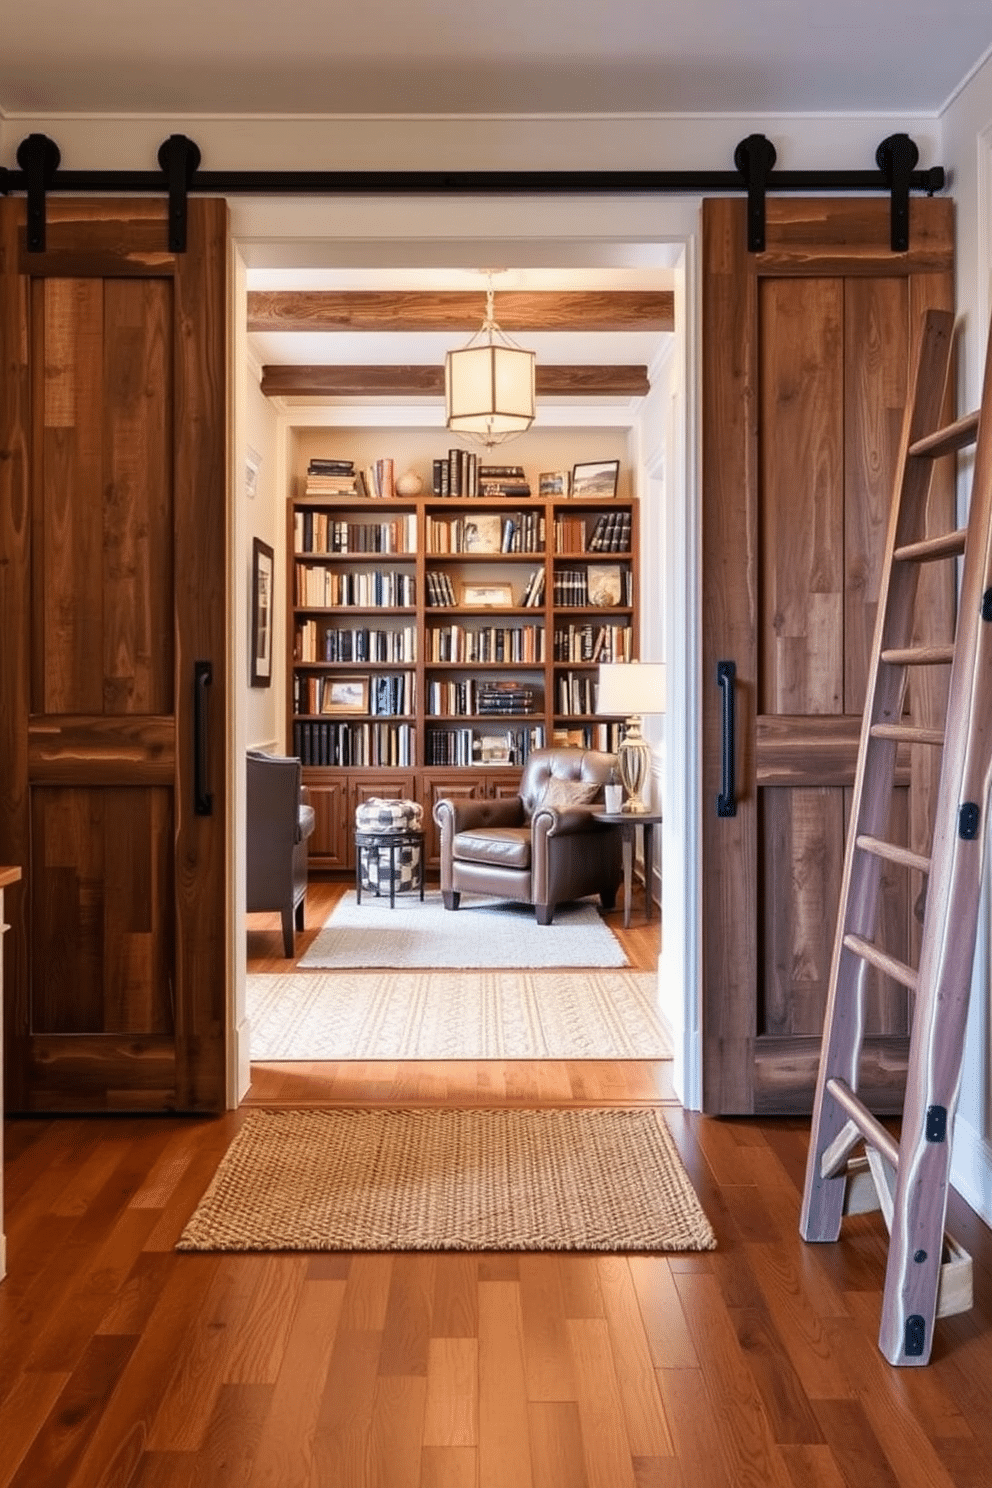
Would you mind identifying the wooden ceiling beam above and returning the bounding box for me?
[260,364,651,399]
[248,290,673,333]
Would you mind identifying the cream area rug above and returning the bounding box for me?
[247,969,672,1061]
[297,890,627,970]
[177,1108,716,1253]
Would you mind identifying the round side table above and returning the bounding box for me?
[595,810,663,929]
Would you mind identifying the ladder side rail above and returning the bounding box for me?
[878,328,992,1364]
[800,308,956,1245]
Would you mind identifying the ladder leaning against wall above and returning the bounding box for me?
[800,306,992,1367]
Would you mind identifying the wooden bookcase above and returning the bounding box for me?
[287,476,640,871]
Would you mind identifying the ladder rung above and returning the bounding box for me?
[870,723,944,746]
[893,528,967,564]
[843,933,918,991]
[908,409,980,458]
[824,1077,901,1171]
[880,644,955,667]
[856,834,931,875]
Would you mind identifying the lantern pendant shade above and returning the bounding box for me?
[445,342,536,439]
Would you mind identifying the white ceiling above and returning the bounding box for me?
[2,0,991,116]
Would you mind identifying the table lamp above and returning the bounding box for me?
[596,661,666,813]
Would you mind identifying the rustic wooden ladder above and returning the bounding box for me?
[800,305,992,1366]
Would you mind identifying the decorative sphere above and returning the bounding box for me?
[395,470,423,496]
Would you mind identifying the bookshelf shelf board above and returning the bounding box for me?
[427,551,546,563]
[294,605,417,616]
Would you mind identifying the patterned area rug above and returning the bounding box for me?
[297,890,628,970]
[177,1107,716,1253]
[247,969,672,1061]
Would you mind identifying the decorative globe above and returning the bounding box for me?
[395,470,423,496]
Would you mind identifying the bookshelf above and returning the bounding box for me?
[287,444,640,869]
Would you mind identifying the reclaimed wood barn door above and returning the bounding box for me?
[701,196,955,1115]
[0,198,228,1112]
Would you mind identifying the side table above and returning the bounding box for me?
[596,811,662,929]
[354,828,425,909]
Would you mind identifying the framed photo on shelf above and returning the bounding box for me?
[587,563,623,607]
[461,581,515,608]
[250,537,274,687]
[478,737,513,766]
[322,676,370,714]
[571,459,619,500]
[539,470,570,498]
[462,513,504,554]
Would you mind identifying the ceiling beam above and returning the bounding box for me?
[248,290,674,334]
[260,364,651,399]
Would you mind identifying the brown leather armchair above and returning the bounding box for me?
[433,747,622,924]
[246,750,316,956]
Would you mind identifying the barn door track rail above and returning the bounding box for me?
[1,130,944,256]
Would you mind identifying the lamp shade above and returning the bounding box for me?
[596,661,667,717]
[445,342,536,438]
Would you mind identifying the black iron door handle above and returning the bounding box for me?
[194,661,213,817]
[717,660,737,818]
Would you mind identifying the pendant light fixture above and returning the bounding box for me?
[445,276,536,447]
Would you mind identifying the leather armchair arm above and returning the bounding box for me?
[433,796,525,834]
[530,803,607,837]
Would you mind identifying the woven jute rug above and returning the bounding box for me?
[176,1107,716,1253]
[247,969,672,1061]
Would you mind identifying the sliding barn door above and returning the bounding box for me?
[701,196,955,1115]
[0,198,228,1112]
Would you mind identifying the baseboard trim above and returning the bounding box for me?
[951,1113,992,1227]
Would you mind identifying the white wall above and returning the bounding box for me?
[940,56,992,1226]
[244,365,283,752]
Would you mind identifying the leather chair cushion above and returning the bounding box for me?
[453,826,531,870]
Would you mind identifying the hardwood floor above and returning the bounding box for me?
[1,877,991,1487]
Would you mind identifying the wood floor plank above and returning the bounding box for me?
[655,1368,733,1488]
[518,1255,576,1403]
[479,1280,533,1488]
[340,1254,395,1332]
[671,1270,794,1488]
[8,1334,138,1488]
[597,1258,675,1457]
[190,1382,273,1488]
[221,1256,310,1385]
[423,1338,478,1447]
[0,1369,72,1488]
[420,1445,478,1488]
[566,1315,638,1488]
[430,1254,478,1339]
[379,1254,436,1378]
[312,1328,383,1488]
[243,1277,346,1488]
[369,1374,428,1488]
[626,1258,699,1371]
[528,1400,591,1488]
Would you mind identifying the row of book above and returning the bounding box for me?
[425,724,546,767]
[425,571,458,607]
[295,566,416,610]
[294,672,416,718]
[294,510,417,555]
[552,564,629,608]
[427,622,545,664]
[551,723,626,751]
[425,510,545,554]
[432,455,532,500]
[426,679,538,719]
[520,568,545,607]
[553,621,633,664]
[553,511,631,554]
[303,625,418,664]
[556,672,600,716]
[293,720,415,768]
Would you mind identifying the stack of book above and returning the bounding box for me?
[305,458,360,498]
[425,571,458,607]
[478,465,531,499]
[476,681,536,716]
[521,568,545,607]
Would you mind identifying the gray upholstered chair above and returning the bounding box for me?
[246,750,316,956]
[433,747,622,924]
